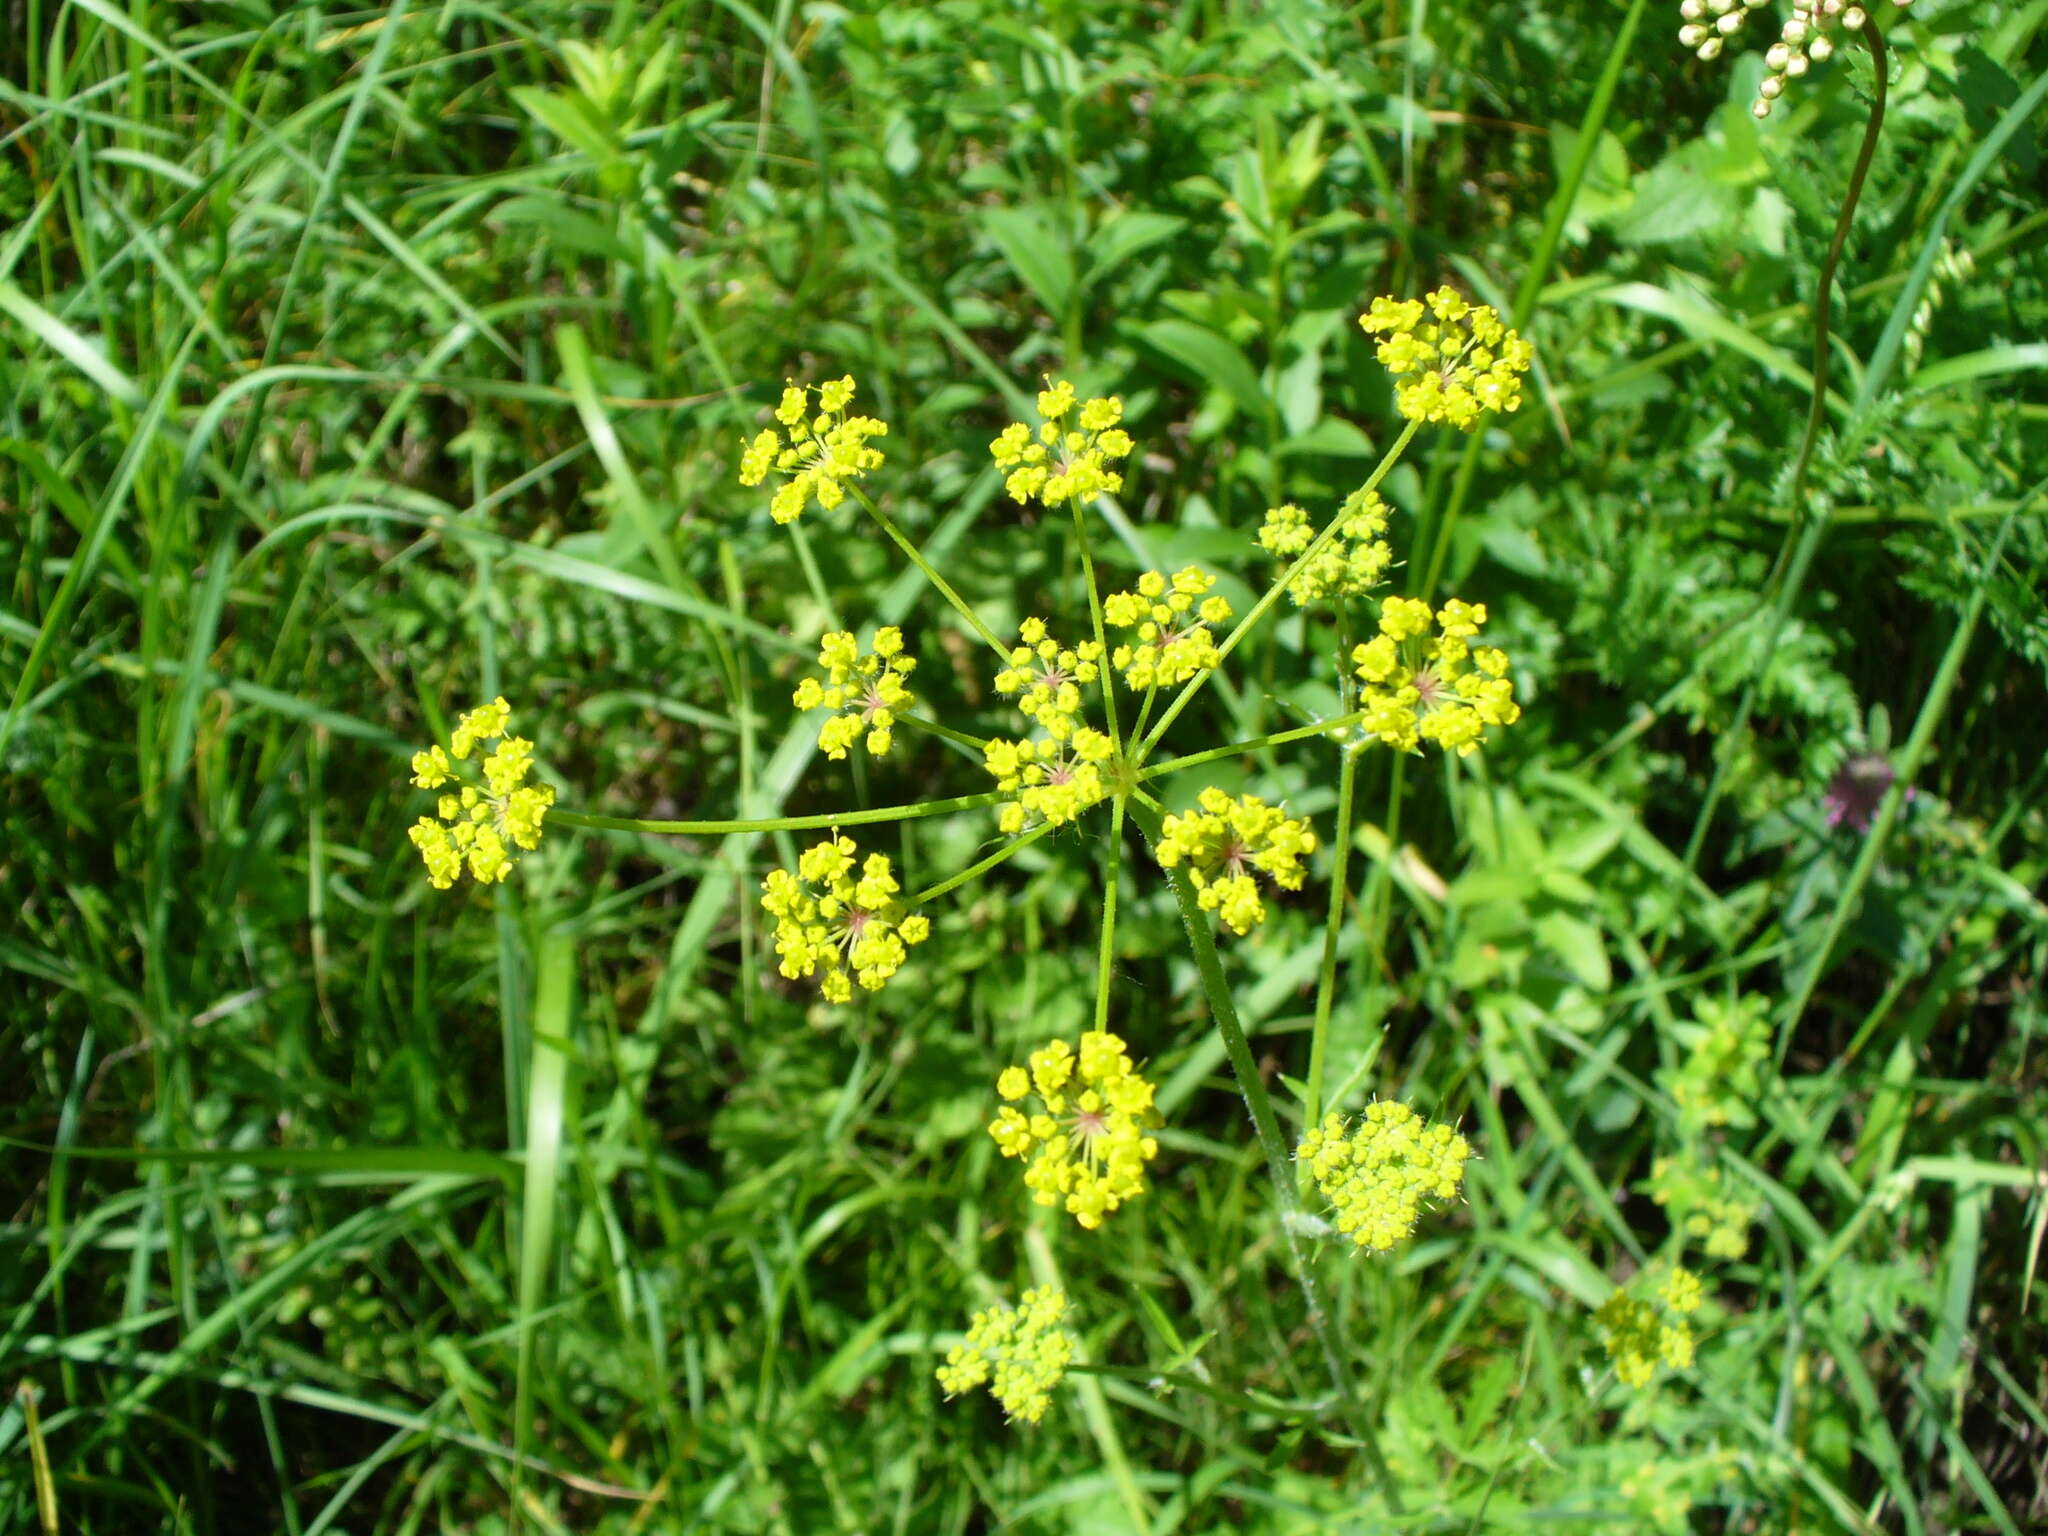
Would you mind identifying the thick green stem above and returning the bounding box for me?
[1304,746,1362,1129]
[1126,798,1404,1514]
[1139,420,1421,761]
[550,790,1000,837]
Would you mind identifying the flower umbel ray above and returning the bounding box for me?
[990,1031,1161,1229]
[935,1286,1075,1424]
[407,697,555,889]
[793,626,917,760]
[759,835,930,1003]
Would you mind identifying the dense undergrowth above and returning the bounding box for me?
[2,0,2046,1531]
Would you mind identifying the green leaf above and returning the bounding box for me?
[1132,318,1268,423]
[1082,211,1186,288]
[981,205,1075,319]
[492,193,637,264]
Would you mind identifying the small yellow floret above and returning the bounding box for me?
[1258,488,1395,605]
[990,381,1134,507]
[759,835,929,1003]
[1350,595,1520,756]
[1596,1266,1704,1389]
[1154,787,1316,935]
[987,1031,1161,1230]
[1296,1101,1470,1250]
[736,375,889,522]
[793,627,918,760]
[1360,287,1533,430]
[1102,565,1231,690]
[935,1285,1075,1424]
[406,700,555,890]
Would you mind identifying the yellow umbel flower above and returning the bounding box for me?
[1102,567,1232,690]
[759,835,931,1004]
[935,1286,1075,1424]
[1645,1157,1756,1261]
[989,1031,1161,1229]
[1360,288,1533,429]
[983,730,1115,835]
[1296,1101,1470,1251]
[406,697,556,889]
[989,381,1136,506]
[1258,488,1395,605]
[1154,787,1317,935]
[993,618,1103,738]
[1595,1269,1702,1389]
[736,375,889,523]
[1350,595,1520,756]
[792,627,917,760]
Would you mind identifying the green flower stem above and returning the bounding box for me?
[1073,499,1126,755]
[1093,796,1128,1032]
[1138,710,1369,783]
[848,485,1010,661]
[549,790,1000,837]
[896,712,988,753]
[908,821,1054,906]
[1303,744,1362,1130]
[1670,23,1889,913]
[1022,1224,1154,1534]
[1138,420,1420,762]
[1125,797,1404,1514]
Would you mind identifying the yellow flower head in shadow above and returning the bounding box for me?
[935,1286,1074,1424]
[407,698,555,889]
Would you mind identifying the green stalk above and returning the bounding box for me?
[1304,745,1362,1129]
[1093,797,1128,1031]
[549,789,1001,836]
[1140,709,1369,782]
[1073,499,1126,754]
[1139,420,1421,761]
[1126,797,1405,1514]
[1672,23,1890,899]
[909,821,1055,905]
[849,485,1010,660]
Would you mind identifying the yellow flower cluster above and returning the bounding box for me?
[737,376,889,523]
[989,1031,1161,1230]
[759,836,930,1004]
[1154,788,1317,936]
[793,627,917,760]
[1596,1268,1704,1389]
[1296,1101,1471,1251]
[985,619,1114,834]
[990,382,1135,507]
[1351,596,1520,756]
[407,698,555,889]
[1360,288,1534,429]
[935,1286,1074,1424]
[1647,1158,1755,1261]
[1102,567,1232,691]
[1257,488,1395,605]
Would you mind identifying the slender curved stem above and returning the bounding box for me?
[1139,710,1369,782]
[847,485,1010,660]
[1304,746,1362,1129]
[1671,24,1890,898]
[910,820,1054,905]
[1138,420,1420,761]
[1093,797,1128,1031]
[550,790,1000,837]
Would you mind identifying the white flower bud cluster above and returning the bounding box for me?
[1750,0,1910,118]
[1679,0,1910,115]
[1677,0,1771,62]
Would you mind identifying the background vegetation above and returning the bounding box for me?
[3,0,2045,1530]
